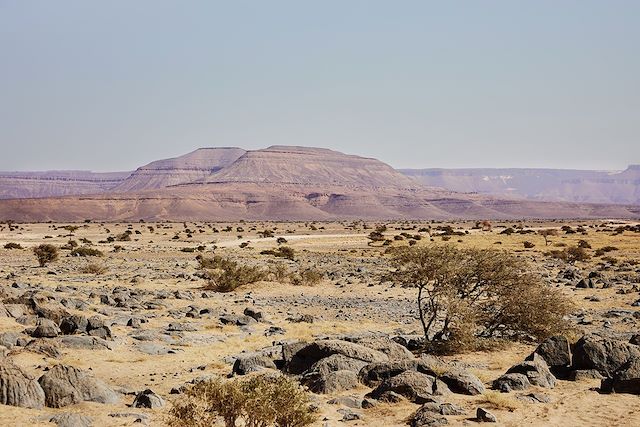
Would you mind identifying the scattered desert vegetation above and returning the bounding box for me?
[0,220,639,426]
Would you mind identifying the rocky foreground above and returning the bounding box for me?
[0,220,639,426]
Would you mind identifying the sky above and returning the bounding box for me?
[0,1,638,172]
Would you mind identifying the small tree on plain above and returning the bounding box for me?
[389,245,572,353]
[538,229,559,246]
[33,244,59,267]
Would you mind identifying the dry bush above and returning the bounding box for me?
[4,242,22,250]
[478,390,521,410]
[523,241,535,249]
[390,245,572,354]
[199,256,266,292]
[60,239,78,250]
[547,246,590,263]
[33,244,59,267]
[167,375,316,427]
[115,231,132,241]
[292,268,324,286]
[268,262,292,283]
[595,245,619,256]
[69,246,104,257]
[80,262,107,275]
[260,246,295,260]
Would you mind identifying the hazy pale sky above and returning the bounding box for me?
[0,1,638,171]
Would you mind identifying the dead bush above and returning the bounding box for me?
[167,374,316,427]
[389,245,572,354]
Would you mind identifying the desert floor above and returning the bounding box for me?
[0,219,639,426]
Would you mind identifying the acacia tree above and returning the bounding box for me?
[538,228,559,246]
[390,245,572,353]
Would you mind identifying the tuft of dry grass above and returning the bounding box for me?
[477,390,522,411]
[80,262,107,275]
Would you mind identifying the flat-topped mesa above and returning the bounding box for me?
[204,145,420,189]
[114,147,246,191]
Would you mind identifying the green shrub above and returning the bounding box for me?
[390,245,572,354]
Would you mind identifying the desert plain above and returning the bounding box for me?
[0,219,639,427]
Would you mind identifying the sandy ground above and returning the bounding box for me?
[0,220,639,426]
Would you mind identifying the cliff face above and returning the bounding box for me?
[114,147,246,191]
[0,171,129,199]
[401,166,640,205]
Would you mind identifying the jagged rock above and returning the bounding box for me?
[439,369,485,395]
[600,356,640,394]
[572,334,640,376]
[284,339,388,374]
[517,392,551,404]
[31,318,60,338]
[493,373,531,392]
[354,336,414,360]
[59,315,89,335]
[25,339,62,358]
[358,359,419,387]
[327,395,363,408]
[569,369,604,381]
[243,307,264,322]
[304,369,359,394]
[219,314,257,326]
[38,365,119,407]
[57,336,112,350]
[0,358,46,408]
[338,408,361,421]
[409,403,449,426]
[476,408,497,422]
[528,335,572,378]
[308,354,368,376]
[49,413,93,427]
[506,354,556,388]
[366,371,436,403]
[232,354,277,375]
[0,332,21,349]
[132,389,165,408]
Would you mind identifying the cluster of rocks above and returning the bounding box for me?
[228,335,496,425]
[494,334,640,395]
